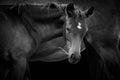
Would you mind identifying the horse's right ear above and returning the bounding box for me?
[65,3,75,17]
[84,6,94,18]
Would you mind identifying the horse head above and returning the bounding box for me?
[62,3,94,64]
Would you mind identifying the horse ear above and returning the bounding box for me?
[65,3,75,17]
[84,6,94,18]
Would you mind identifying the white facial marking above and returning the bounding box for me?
[77,22,82,29]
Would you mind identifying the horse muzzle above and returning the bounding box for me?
[66,36,86,64]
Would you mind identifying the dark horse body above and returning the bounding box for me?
[0,3,69,80]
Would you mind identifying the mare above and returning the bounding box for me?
[0,3,67,80]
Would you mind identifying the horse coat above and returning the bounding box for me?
[0,3,69,80]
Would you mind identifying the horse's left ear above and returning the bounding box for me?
[84,6,94,18]
[65,3,75,17]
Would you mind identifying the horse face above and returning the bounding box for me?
[64,3,94,64]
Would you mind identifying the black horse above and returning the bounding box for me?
[0,2,94,80]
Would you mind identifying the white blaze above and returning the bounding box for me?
[77,22,82,29]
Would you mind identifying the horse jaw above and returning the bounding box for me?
[66,36,86,64]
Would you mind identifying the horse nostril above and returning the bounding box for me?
[68,53,81,64]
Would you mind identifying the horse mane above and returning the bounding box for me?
[19,2,65,18]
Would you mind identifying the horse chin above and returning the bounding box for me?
[65,38,86,64]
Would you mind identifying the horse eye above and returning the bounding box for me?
[77,23,82,29]
[66,28,71,32]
